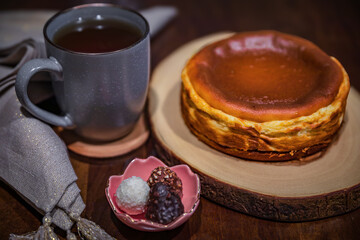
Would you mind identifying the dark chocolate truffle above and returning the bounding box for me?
[146,182,184,225]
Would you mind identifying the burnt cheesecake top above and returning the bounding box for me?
[183,30,343,122]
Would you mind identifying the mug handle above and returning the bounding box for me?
[15,57,75,128]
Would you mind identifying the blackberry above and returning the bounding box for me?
[147,166,183,198]
[146,182,184,224]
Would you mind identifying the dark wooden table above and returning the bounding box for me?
[1,0,360,239]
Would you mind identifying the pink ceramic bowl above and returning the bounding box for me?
[105,156,201,232]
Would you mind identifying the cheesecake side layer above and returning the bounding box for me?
[181,57,350,161]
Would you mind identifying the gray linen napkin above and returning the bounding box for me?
[0,39,96,240]
[0,6,177,240]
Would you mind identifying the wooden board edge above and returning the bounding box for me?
[149,116,360,222]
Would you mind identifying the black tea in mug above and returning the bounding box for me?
[53,18,143,53]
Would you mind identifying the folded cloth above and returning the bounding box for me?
[0,39,102,240]
[0,6,177,239]
[0,41,72,217]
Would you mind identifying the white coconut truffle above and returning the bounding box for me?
[116,176,150,215]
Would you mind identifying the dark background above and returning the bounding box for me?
[1,0,359,239]
[1,0,359,90]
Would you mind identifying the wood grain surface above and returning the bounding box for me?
[1,0,360,239]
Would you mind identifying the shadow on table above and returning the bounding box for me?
[109,199,202,239]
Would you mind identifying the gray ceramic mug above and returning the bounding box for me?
[15,4,150,141]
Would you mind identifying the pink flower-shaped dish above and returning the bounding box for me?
[105,156,201,232]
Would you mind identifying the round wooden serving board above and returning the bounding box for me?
[148,32,360,222]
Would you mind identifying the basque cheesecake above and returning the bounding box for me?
[181,30,350,161]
